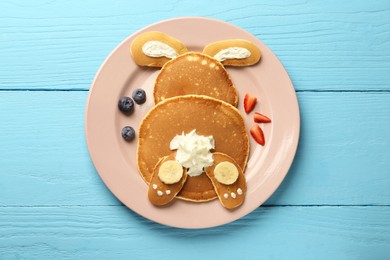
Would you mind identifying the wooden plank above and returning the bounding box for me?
[1,0,390,90]
[0,206,389,259]
[267,91,390,205]
[0,91,119,206]
[0,91,389,206]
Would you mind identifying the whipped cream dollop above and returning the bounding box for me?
[142,41,178,59]
[169,130,215,177]
[214,47,251,61]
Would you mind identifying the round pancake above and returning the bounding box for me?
[137,95,249,202]
[153,52,238,106]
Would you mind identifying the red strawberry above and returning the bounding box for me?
[254,112,271,123]
[250,125,265,145]
[244,94,257,114]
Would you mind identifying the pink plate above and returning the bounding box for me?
[85,17,300,229]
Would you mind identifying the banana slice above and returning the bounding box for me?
[214,161,239,185]
[158,160,183,184]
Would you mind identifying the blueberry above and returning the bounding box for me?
[118,96,134,114]
[121,126,135,141]
[132,89,146,104]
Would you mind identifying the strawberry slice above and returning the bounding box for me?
[244,94,257,114]
[254,112,271,123]
[250,125,265,145]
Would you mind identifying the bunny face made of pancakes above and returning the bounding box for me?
[130,31,261,209]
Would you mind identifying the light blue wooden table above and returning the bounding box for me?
[1,1,389,259]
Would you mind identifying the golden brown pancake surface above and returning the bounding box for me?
[137,95,249,202]
[153,52,238,106]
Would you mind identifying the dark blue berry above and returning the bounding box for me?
[118,96,134,114]
[132,89,146,104]
[121,126,135,141]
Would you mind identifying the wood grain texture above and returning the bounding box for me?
[0,0,390,90]
[0,91,389,206]
[1,1,389,257]
[0,206,389,259]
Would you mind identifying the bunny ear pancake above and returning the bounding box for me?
[202,39,261,66]
[154,52,238,106]
[130,31,188,67]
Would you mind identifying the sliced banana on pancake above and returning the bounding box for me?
[148,153,188,206]
[214,161,239,185]
[158,160,183,184]
[204,152,247,209]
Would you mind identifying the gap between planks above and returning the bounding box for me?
[1,89,390,93]
[0,205,389,208]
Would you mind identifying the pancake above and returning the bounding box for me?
[202,39,261,66]
[148,153,188,206]
[153,52,238,106]
[130,31,188,67]
[204,152,247,209]
[137,95,249,202]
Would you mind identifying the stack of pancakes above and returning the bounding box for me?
[137,52,249,202]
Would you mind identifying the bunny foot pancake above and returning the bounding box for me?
[153,52,238,106]
[204,152,247,209]
[137,95,249,202]
[148,153,188,206]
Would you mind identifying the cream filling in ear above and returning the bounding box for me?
[214,47,251,61]
[142,41,178,59]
